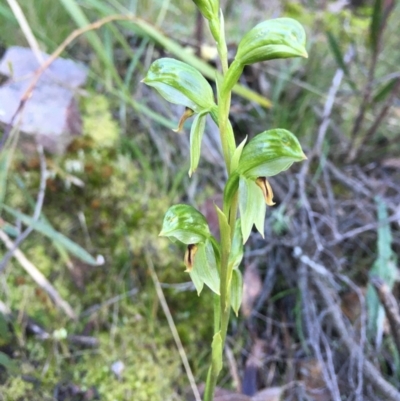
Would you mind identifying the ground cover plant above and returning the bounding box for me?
[0,0,400,400]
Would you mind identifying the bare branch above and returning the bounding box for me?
[313,276,400,401]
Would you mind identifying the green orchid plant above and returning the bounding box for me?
[143,2,307,400]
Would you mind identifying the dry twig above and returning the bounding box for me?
[6,0,43,62]
[313,275,400,401]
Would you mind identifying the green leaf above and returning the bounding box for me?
[230,269,243,316]
[239,177,266,243]
[238,129,306,179]
[2,205,98,265]
[214,205,231,259]
[160,204,211,245]
[230,136,248,173]
[223,173,240,214]
[189,111,207,177]
[0,351,18,374]
[211,331,223,375]
[143,58,216,113]
[229,220,243,271]
[191,240,220,295]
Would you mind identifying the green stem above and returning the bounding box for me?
[213,294,220,335]
[203,295,221,401]
[203,10,239,401]
[203,365,218,401]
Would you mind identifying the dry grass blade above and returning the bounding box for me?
[145,250,202,401]
[6,0,43,61]
[0,230,76,319]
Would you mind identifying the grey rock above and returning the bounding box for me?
[0,46,88,154]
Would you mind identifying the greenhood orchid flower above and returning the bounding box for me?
[225,129,306,242]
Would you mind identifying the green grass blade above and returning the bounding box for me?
[58,0,175,128]
[63,0,271,108]
[367,196,397,343]
[373,76,400,103]
[369,0,382,52]
[326,31,356,91]
[12,174,74,265]
[2,204,98,265]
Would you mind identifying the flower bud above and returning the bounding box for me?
[192,0,219,21]
[142,58,216,113]
[236,18,307,66]
[237,129,306,179]
[159,204,211,245]
[223,18,307,94]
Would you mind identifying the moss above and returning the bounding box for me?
[74,322,183,401]
[0,376,36,401]
[0,86,215,399]
[82,94,120,148]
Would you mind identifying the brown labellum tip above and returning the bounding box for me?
[173,107,195,133]
[256,177,276,206]
[184,244,198,271]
